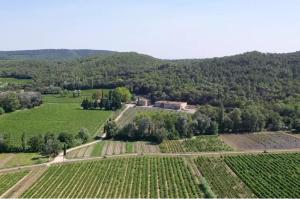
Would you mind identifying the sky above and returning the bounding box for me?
[0,0,299,59]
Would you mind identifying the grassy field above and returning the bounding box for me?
[225,153,300,198]
[0,171,28,195]
[43,89,109,103]
[0,153,48,169]
[194,157,254,198]
[0,77,31,88]
[160,135,232,153]
[22,157,203,198]
[0,99,112,147]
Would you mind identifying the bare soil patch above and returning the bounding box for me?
[0,154,15,168]
[220,132,300,151]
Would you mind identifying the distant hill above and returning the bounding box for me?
[0,50,299,106]
[0,49,115,61]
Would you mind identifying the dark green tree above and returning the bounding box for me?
[28,135,44,152]
[76,128,90,143]
[104,120,119,139]
[21,132,27,151]
[58,132,74,148]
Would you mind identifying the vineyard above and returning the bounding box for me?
[221,132,300,150]
[116,107,180,128]
[22,157,203,198]
[0,171,28,195]
[194,157,254,198]
[160,135,232,153]
[225,153,300,198]
[66,141,160,158]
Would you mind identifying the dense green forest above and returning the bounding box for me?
[0,50,300,132]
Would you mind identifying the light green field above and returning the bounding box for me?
[0,153,49,169]
[0,103,112,147]
[43,89,109,103]
[0,77,31,87]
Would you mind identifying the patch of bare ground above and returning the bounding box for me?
[142,142,160,153]
[105,141,115,155]
[77,147,88,157]
[114,142,122,155]
[1,166,47,198]
[83,145,93,157]
[220,132,300,150]
[101,142,108,156]
[0,154,15,169]
[134,142,143,154]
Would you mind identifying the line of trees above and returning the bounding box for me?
[0,128,90,156]
[81,87,132,111]
[104,102,300,144]
[0,91,42,114]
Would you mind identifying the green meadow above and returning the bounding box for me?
[43,89,109,103]
[0,90,112,147]
[0,77,32,87]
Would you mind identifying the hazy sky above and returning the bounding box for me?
[0,0,299,59]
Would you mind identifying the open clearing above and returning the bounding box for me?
[225,153,300,198]
[0,171,28,196]
[221,132,300,150]
[0,103,112,147]
[66,140,160,159]
[22,157,203,198]
[0,153,48,169]
[0,77,31,88]
[160,135,232,153]
[43,89,109,103]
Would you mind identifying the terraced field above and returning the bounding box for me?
[221,132,300,150]
[194,157,254,198]
[0,171,28,196]
[225,153,300,198]
[160,135,232,153]
[22,157,203,198]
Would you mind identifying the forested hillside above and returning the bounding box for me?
[0,49,114,61]
[1,50,299,105]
